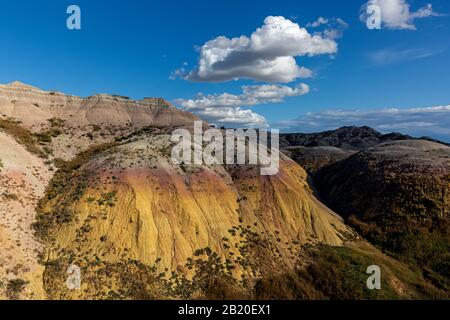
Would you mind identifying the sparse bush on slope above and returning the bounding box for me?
[6,279,29,300]
[33,142,118,241]
[315,141,450,292]
[254,242,448,300]
[0,118,44,157]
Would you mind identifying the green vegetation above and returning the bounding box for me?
[97,191,117,207]
[0,116,63,154]
[316,154,450,293]
[48,117,66,128]
[0,118,44,157]
[34,142,118,241]
[1,191,20,201]
[41,241,446,300]
[43,249,248,300]
[6,279,29,299]
[34,129,61,143]
[43,258,165,300]
[254,243,447,300]
[34,118,65,143]
[349,215,450,291]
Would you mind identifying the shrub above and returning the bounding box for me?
[2,192,19,201]
[34,142,118,241]
[0,118,44,156]
[6,279,29,299]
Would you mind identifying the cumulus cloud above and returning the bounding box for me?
[276,105,450,141]
[175,83,310,128]
[185,106,268,128]
[177,16,337,83]
[360,0,440,30]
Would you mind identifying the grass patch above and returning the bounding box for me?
[0,118,44,157]
[254,243,447,300]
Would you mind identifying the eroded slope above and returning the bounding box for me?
[0,132,51,299]
[35,134,353,299]
[316,140,450,291]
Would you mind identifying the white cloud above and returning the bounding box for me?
[179,16,337,83]
[360,0,439,30]
[175,83,310,128]
[242,83,310,104]
[307,17,329,28]
[276,105,450,141]
[307,17,349,40]
[169,67,186,80]
[186,106,268,128]
[369,47,444,65]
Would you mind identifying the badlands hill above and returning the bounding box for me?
[33,132,443,300]
[0,82,447,299]
[280,126,397,174]
[0,81,199,160]
[281,126,386,150]
[280,126,449,175]
[281,129,450,294]
[0,81,198,129]
[280,126,449,150]
[35,133,355,299]
[316,140,450,291]
[282,146,356,175]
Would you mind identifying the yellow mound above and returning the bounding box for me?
[39,135,352,289]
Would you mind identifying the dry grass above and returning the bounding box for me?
[0,118,44,157]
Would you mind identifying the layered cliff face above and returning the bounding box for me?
[316,140,450,291]
[34,133,353,299]
[0,81,199,160]
[0,81,198,129]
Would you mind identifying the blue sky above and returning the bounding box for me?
[1,0,449,140]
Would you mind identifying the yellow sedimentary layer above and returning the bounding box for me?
[46,135,351,281]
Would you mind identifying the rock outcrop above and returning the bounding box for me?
[0,81,200,160]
